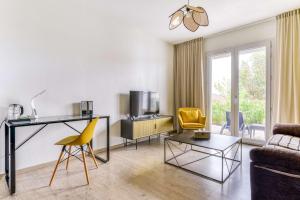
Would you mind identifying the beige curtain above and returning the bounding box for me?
[273,9,300,124]
[174,37,206,115]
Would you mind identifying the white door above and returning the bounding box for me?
[236,42,271,144]
[208,51,233,135]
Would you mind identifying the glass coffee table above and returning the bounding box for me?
[164,132,242,183]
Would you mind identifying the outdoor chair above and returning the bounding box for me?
[220,111,250,135]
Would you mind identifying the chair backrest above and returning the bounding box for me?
[225,112,245,129]
[225,111,231,127]
[72,118,99,145]
[178,107,202,123]
[238,112,245,129]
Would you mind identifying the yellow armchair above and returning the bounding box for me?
[177,107,206,130]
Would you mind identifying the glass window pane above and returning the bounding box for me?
[211,53,231,135]
[238,47,266,141]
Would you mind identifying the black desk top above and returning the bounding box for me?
[5,115,109,127]
[122,114,174,121]
[166,132,241,151]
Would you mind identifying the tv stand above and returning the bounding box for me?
[121,115,174,149]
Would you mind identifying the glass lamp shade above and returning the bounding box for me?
[192,7,209,26]
[183,11,200,32]
[169,10,184,30]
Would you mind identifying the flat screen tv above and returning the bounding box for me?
[130,91,159,118]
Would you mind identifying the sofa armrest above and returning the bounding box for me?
[250,147,300,172]
[273,123,300,137]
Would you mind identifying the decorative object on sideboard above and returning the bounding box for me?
[169,0,209,32]
[80,101,93,115]
[30,89,46,119]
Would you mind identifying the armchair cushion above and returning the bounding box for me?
[181,123,205,129]
[180,110,199,123]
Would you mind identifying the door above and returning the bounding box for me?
[208,41,271,144]
[208,52,233,135]
[237,43,270,144]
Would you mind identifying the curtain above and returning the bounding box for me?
[273,9,300,124]
[174,37,206,119]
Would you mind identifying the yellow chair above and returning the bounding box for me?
[177,108,206,130]
[49,118,99,186]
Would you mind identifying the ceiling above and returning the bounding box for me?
[100,0,300,44]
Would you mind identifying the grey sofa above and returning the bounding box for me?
[250,124,300,200]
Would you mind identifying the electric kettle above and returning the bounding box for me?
[8,104,24,120]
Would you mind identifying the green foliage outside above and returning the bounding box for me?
[212,51,266,125]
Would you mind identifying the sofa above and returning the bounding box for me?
[250,124,300,200]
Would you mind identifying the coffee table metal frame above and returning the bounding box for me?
[164,135,242,183]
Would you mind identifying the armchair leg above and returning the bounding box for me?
[49,146,66,186]
[87,143,98,168]
[81,146,89,185]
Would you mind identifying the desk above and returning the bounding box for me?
[4,115,110,195]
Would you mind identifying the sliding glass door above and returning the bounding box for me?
[209,53,232,135]
[208,42,271,144]
[237,44,270,143]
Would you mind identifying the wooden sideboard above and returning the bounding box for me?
[121,115,174,147]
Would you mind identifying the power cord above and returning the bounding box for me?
[0,119,6,160]
[0,119,5,130]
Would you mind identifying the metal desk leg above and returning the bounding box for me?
[164,138,166,163]
[5,124,9,186]
[94,116,110,163]
[10,127,16,194]
[89,118,94,150]
[106,116,110,161]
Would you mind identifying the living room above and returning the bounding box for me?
[0,0,300,200]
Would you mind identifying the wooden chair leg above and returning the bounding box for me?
[49,146,66,186]
[81,146,89,185]
[66,146,72,170]
[87,143,98,168]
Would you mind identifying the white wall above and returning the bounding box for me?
[0,1,174,172]
[204,19,276,52]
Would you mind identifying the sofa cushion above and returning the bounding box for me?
[267,134,300,151]
[180,110,199,123]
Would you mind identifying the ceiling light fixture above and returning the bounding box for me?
[169,0,209,32]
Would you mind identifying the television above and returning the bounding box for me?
[130,91,159,118]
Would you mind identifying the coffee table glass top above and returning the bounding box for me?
[166,132,241,151]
